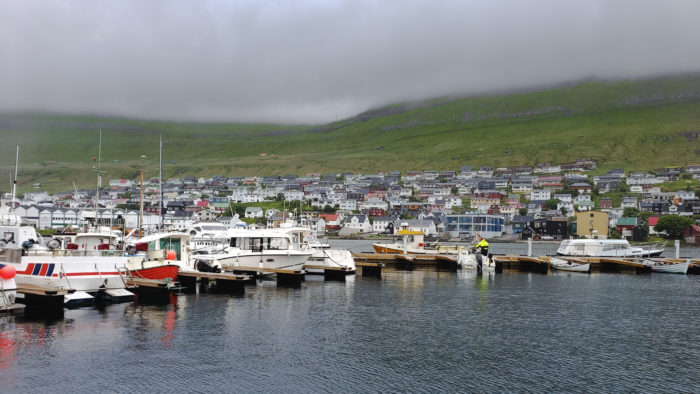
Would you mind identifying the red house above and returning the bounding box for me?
[368,208,386,217]
[319,213,340,230]
[684,224,700,245]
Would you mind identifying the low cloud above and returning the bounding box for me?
[1,0,699,124]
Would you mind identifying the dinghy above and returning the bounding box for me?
[549,257,590,273]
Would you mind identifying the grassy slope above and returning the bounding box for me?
[2,73,700,193]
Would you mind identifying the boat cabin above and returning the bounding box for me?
[225,229,293,251]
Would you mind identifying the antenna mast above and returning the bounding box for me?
[11,145,19,209]
[159,134,164,229]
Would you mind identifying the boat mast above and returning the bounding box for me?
[139,154,146,238]
[94,130,102,227]
[159,134,164,229]
[11,145,18,210]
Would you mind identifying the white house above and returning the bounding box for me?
[343,215,372,233]
[283,190,304,201]
[245,207,264,218]
[372,216,394,233]
[338,199,357,211]
[530,189,551,201]
[553,194,572,203]
[574,194,592,204]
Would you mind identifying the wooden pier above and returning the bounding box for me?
[178,270,252,293]
[303,264,356,281]
[127,277,182,300]
[353,252,458,270]
[223,266,307,285]
[17,284,71,316]
[355,261,385,278]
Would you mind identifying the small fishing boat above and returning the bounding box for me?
[373,227,466,255]
[125,233,188,281]
[457,250,495,271]
[549,257,590,273]
[641,259,690,274]
[275,226,355,274]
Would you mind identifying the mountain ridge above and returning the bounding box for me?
[2,72,700,192]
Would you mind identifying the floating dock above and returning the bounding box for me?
[17,284,71,316]
[355,261,385,278]
[352,252,700,275]
[303,264,356,281]
[353,252,458,270]
[177,270,252,293]
[127,277,182,300]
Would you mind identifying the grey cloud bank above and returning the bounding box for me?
[1,0,700,124]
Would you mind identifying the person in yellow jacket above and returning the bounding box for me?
[474,237,489,256]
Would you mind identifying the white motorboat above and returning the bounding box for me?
[193,228,313,273]
[457,250,495,271]
[1,218,130,293]
[274,225,355,274]
[549,257,590,273]
[557,239,663,258]
[641,259,690,274]
[185,222,231,253]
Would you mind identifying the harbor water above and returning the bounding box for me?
[0,241,698,392]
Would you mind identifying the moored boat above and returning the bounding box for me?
[457,250,495,271]
[373,228,466,255]
[549,257,590,273]
[641,259,690,274]
[125,233,189,281]
[192,228,313,273]
[275,225,355,274]
[557,239,663,258]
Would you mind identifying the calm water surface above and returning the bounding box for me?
[0,241,698,393]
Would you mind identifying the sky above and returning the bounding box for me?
[1,0,700,124]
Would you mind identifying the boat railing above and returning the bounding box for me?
[23,249,128,257]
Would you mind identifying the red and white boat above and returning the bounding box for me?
[125,233,189,281]
[0,217,191,305]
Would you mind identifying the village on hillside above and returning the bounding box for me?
[5,159,700,244]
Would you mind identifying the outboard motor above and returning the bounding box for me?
[195,259,221,273]
[475,253,483,274]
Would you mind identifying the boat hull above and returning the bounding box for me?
[304,249,356,273]
[648,260,689,274]
[129,263,180,281]
[204,250,312,272]
[550,257,590,273]
[11,255,129,292]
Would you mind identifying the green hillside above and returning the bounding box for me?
[2,73,700,193]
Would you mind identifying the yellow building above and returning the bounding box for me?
[575,211,609,239]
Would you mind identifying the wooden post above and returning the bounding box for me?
[675,240,680,259]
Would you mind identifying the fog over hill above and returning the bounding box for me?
[2,0,700,124]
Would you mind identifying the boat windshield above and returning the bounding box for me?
[231,236,290,251]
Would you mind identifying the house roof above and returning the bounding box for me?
[617,217,639,226]
[648,217,659,226]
